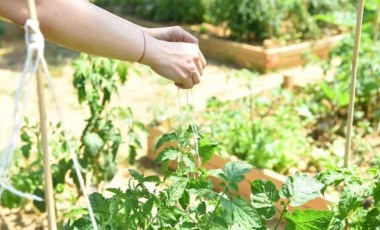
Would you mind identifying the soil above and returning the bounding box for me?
[0,22,325,229]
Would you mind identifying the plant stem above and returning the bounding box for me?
[205,189,226,228]
[273,200,290,230]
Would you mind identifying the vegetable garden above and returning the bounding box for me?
[1,0,380,229]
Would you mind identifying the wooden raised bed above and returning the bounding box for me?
[124,16,345,73]
[146,123,338,212]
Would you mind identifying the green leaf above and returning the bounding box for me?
[170,177,187,202]
[117,63,128,83]
[280,173,324,207]
[251,180,279,220]
[129,169,143,182]
[155,147,181,164]
[221,196,264,229]
[338,183,364,218]
[363,208,380,229]
[198,139,219,164]
[224,161,253,184]
[83,133,104,157]
[285,209,333,230]
[143,175,161,184]
[21,144,32,159]
[179,190,190,210]
[89,193,109,215]
[155,133,178,151]
[142,197,154,215]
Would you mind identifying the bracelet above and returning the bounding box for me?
[137,31,146,63]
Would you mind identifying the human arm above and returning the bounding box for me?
[0,0,206,88]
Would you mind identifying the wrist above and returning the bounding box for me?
[139,34,163,67]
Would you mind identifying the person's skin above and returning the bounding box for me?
[0,0,206,89]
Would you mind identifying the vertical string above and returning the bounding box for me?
[177,89,201,167]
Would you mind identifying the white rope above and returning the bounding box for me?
[0,19,98,230]
[177,89,201,166]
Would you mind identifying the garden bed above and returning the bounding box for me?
[125,16,345,73]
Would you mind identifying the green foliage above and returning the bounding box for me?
[0,120,71,210]
[68,128,380,229]
[73,55,144,185]
[206,0,355,43]
[203,90,311,174]
[97,0,205,24]
[1,55,145,218]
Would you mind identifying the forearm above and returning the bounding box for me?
[0,0,146,62]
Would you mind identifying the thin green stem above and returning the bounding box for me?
[205,189,227,228]
[273,200,290,230]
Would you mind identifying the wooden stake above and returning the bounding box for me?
[344,0,365,168]
[374,0,380,43]
[26,1,57,229]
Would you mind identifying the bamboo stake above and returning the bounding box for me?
[374,0,380,43]
[344,0,366,168]
[26,1,57,229]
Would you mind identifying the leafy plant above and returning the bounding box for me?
[73,55,141,186]
[206,0,355,44]
[203,90,312,174]
[67,127,380,229]
[0,120,72,212]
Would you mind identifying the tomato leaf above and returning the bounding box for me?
[285,209,333,230]
[251,180,279,220]
[280,172,323,207]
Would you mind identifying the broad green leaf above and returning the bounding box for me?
[221,196,264,229]
[285,209,333,230]
[83,133,104,157]
[280,173,324,207]
[198,139,219,164]
[224,161,253,184]
[251,180,279,220]
[155,133,178,151]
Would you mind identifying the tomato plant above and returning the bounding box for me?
[66,126,380,229]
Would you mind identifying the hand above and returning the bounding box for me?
[141,34,207,89]
[145,26,198,44]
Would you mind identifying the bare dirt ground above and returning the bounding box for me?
[0,23,323,229]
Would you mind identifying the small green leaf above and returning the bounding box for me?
[83,133,104,157]
[221,196,264,229]
[143,175,161,184]
[170,177,187,202]
[285,209,333,230]
[155,147,181,164]
[142,197,154,214]
[155,133,178,151]
[251,180,279,220]
[179,190,190,210]
[129,169,143,182]
[280,173,324,207]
